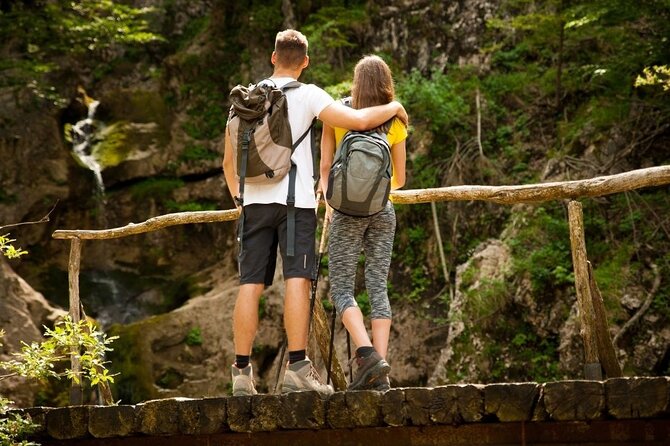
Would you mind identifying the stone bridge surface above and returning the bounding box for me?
[15,377,670,445]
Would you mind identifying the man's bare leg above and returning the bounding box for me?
[233,283,264,356]
[283,277,311,351]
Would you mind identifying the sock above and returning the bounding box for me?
[288,349,306,364]
[235,355,250,369]
[356,346,376,358]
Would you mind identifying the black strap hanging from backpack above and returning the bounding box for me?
[237,120,316,257]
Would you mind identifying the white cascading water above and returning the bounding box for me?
[70,99,105,193]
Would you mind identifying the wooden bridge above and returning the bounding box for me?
[17,376,670,445]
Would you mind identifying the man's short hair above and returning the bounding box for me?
[274,29,308,69]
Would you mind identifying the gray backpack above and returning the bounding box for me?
[326,130,392,217]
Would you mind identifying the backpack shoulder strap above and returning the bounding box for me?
[281,80,303,91]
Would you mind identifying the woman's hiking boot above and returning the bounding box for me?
[371,374,391,391]
[231,364,257,396]
[281,358,334,395]
[347,351,391,391]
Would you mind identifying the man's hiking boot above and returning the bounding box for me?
[348,350,391,391]
[281,358,334,395]
[371,374,391,392]
[231,364,257,396]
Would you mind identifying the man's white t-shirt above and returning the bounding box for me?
[243,77,334,209]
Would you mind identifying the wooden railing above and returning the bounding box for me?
[52,165,670,404]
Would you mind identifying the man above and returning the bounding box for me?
[222,29,407,396]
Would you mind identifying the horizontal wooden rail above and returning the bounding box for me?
[52,165,670,240]
[391,164,670,205]
[52,209,240,240]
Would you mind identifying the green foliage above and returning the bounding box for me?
[409,156,441,189]
[106,323,151,404]
[179,144,219,163]
[635,65,670,92]
[508,205,573,296]
[259,296,267,319]
[302,3,368,85]
[184,328,203,347]
[0,317,117,387]
[0,399,38,446]
[156,368,182,389]
[324,81,352,100]
[165,200,218,213]
[0,234,28,259]
[248,1,284,35]
[0,332,39,446]
[0,1,161,54]
[392,224,432,303]
[485,327,561,383]
[355,290,371,317]
[396,70,470,141]
[0,319,117,444]
[0,0,163,104]
[182,101,228,140]
[174,16,211,51]
[129,178,184,201]
[462,277,512,324]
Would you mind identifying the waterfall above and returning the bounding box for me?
[83,270,148,328]
[70,99,105,193]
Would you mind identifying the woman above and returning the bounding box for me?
[320,55,407,391]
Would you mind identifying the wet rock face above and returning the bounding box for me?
[0,86,70,226]
[368,0,498,73]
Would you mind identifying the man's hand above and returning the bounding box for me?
[392,101,409,126]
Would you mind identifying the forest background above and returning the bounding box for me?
[0,0,668,407]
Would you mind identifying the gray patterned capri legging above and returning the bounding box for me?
[328,201,395,320]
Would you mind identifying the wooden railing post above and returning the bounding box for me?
[567,201,602,380]
[311,298,347,391]
[68,237,83,405]
[587,261,623,378]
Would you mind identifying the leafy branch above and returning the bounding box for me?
[0,318,118,387]
[635,65,670,92]
[0,318,118,445]
[0,396,38,446]
[0,235,27,260]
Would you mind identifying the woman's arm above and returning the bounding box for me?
[390,139,406,190]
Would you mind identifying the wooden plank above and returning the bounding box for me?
[567,201,601,380]
[543,380,605,420]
